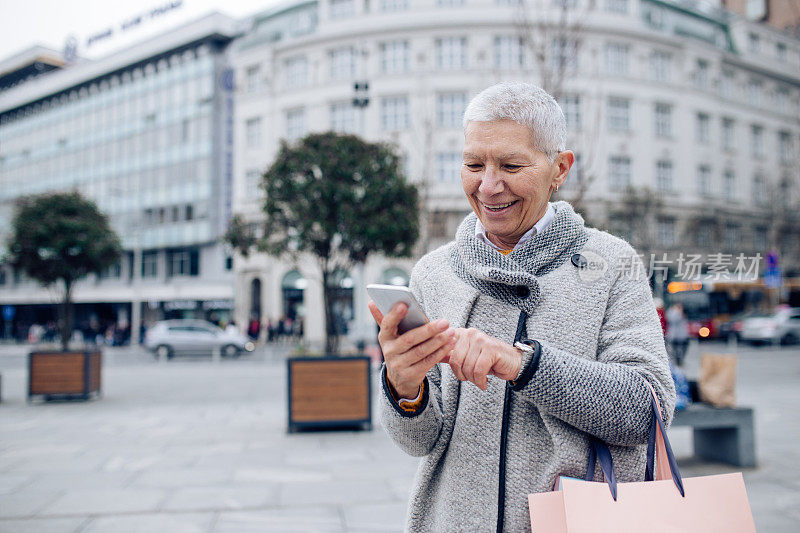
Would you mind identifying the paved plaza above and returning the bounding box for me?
[0,340,799,532]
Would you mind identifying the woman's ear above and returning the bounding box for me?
[553,150,575,188]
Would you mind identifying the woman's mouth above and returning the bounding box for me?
[481,200,517,212]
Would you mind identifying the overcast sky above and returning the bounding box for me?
[0,0,281,62]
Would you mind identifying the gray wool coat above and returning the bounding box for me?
[379,201,675,533]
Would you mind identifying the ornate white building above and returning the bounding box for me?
[229,0,800,347]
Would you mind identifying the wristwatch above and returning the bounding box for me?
[510,339,541,391]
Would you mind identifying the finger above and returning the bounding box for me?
[396,318,450,352]
[448,345,467,381]
[409,338,456,376]
[473,351,495,391]
[368,300,384,325]
[401,328,455,366]
[461,348,479,387]
[379,303,408,340]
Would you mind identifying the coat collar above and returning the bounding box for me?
[448,201,588,315]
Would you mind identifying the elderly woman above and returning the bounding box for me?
[368,82,675,533]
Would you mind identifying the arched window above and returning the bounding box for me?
[380,267,409,287]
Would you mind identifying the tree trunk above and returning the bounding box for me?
[60,279,73,352]
[321,264,339,356]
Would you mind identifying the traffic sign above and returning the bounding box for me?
[2,305,15,321]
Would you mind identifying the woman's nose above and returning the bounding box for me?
[478,166,504,195]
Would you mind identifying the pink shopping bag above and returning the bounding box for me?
[529,382,756,532]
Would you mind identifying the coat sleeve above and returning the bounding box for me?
[512,251,676,447]
[377,267,446,457]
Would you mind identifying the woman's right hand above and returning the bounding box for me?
[368,300,456,399]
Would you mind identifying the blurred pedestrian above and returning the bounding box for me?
[666,303,690,366]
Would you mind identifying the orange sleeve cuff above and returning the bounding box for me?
[385,373,426,413]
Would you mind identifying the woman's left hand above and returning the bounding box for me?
[448,328,522,390]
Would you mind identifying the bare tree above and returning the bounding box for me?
[515,0,603,226]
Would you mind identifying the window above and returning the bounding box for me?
[606,0,628,13]
[753,226,767,251]
[551,38,578,72]
[380,41,410,74]
[696,225,711,248]
[605,43,629,76]
[142,251,158,278]
[656,160,673,192]
[751,125,764,157]
[185,204,194,220]
[330,101,356,133]
[723,170,735,201]
[436,152,462,183]
[246,169,262,196]
[285,56,308,88]
[693,60,708,90]
[437,92,467,128]
[654,103,672,138]
[286,108,306,141]
[722,118,735,151]
[724,223,739,251]
[697,165,711,196]
[330,0,355,19]
[436,37,467,70]
[245,117,261,148]
[607,97,630,131]
[330,47,356,80]
[101,261,122,279]
[752,174,766,205]
[656,218,675,248]
[746,79,761,106]
[381,96,409,130]
[748,32,760,53]
[696,113,710,143]
[650,50,671,83]
[777,42,787,62]
[779,131,792,164]
[776,87,789,113]
[380,0,408,11]
[561,94,581,129]
[0,266,6,286]
[494,36,523,69]
[168,248,199,277]
[568,153,583,188]
[609,155,631,190]
[719,70,734,98]
[246,65,260,93]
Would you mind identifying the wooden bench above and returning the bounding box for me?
[672,403,756,467]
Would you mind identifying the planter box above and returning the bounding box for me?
[28,350,102,401]
[287,356,372,432]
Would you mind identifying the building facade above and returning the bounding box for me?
[0,14,240,343]
[1,1,797,347]
[228,0,800,347]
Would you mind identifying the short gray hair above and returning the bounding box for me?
[462,82,567,162]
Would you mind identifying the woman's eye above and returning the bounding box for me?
[464,163,483,171]
[504,165,522,171]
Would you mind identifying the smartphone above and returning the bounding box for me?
[366,284,429,334]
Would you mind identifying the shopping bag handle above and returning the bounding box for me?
[644,381,685,497]
[587,380,685,499]
[586,437,618,501]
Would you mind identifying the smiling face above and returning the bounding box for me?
[461,119,573,250]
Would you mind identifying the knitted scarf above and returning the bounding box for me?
[449,201,589,315]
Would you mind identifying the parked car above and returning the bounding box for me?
[739,307,800,346]
[718,310,761,342]
[144,319,255,359]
